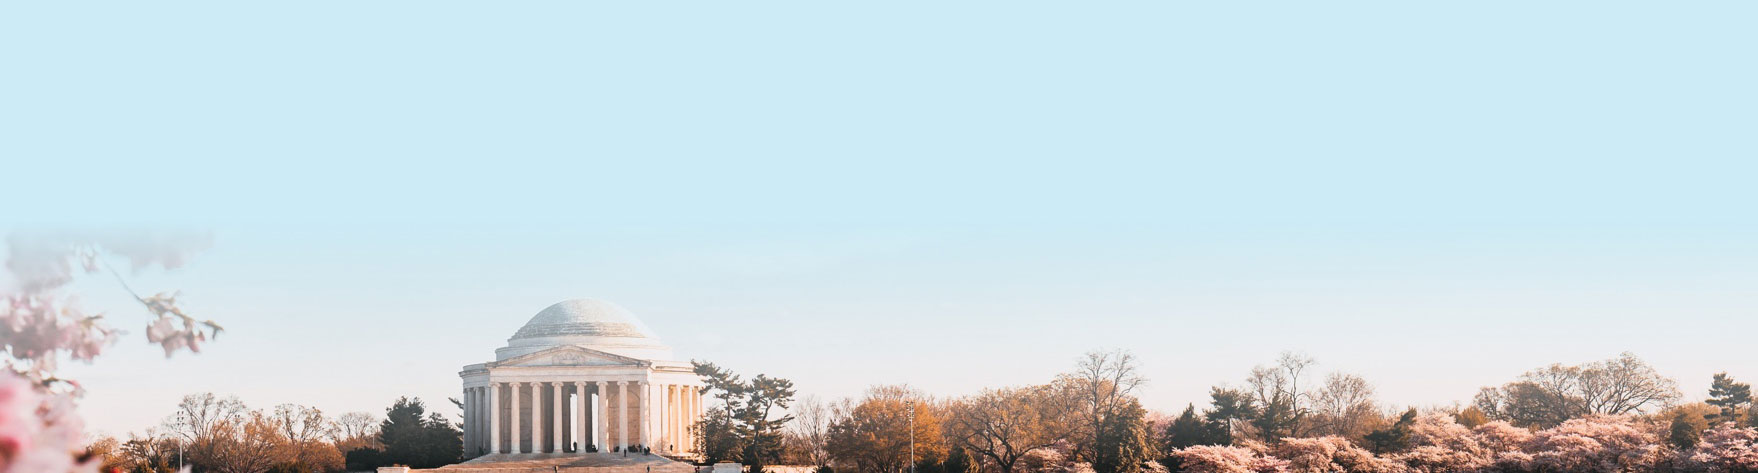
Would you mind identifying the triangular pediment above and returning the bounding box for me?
[492,345,649,368]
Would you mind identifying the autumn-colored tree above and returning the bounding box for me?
[1661,403,1716,450]
[945,384,1074,473]
[329,411,382,453]
[1363,409,1415,454]
[206,411,291,473]
[1452,407,1489,429]
[826,385,946,473]
[94,432,185,473]
[272,403,342,471]
[165,393,250,469]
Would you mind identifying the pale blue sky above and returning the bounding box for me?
[3,1,1755,436]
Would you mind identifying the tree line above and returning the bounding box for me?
[89,394,461,473]
[699,351,1758,473]
[84,350,1758,473]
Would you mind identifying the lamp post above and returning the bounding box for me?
[173,411,192,470]
[906,400,915,473]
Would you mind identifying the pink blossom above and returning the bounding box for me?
[1271,436,1406,473]
[1383,414,1492,473]
[1524,415,1663,473]
[0,375,43,461]
[1388,446,1482,473]
[0,373,97,473]
[1470,421,1533,454]
[1689,424,1758,473]
[0,233,214,472]
[0,295,117,378]
[138,293,219,358]
[1172,445,1290,473]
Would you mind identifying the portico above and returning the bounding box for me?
[458,299,704,458]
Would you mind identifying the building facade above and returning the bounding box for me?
[459,299,704,457]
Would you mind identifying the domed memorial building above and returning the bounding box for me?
[458,299,705,459]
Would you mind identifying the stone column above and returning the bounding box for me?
[473,387,483,454]
[461,387,471,455]
[614,381,628,451]
[576,382,589,454]
[655,383,667,451]
[530,383,543,453]
[550,382,563,453]
[479,387,487,454]
[674,384,683,451]
[478,387,488,454]
[639,381,651,450]
[464,387,473,454]
[509,382,523,454]
[676,385,685,451]
[488,384,501,454]
[671,385,685,450]
[596,381,609,452]
[672,385,682,452]
[667,385,677,452]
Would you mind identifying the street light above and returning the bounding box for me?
[906,400,915,473]
[173,411,192,470]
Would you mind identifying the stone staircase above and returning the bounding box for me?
[421,451,700,473]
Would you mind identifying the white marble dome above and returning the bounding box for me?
[494,299,675,361]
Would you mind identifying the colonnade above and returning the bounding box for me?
[460,380,703,456]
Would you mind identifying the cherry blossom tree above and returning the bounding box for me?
[1688,424,1758,473]
[1169,445,1289,473]
[1269,436,1406,473]
[1386,414,1490,473]
[0,231,220,472]
[1522,415,1664,473]
[1469,421,1533,454]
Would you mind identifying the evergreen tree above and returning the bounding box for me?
[376,397,462,468]
[1162,405,1219,450]
[695,361,797,473]
[1249,395,1296,443]
[696,406,743,464]
[1708,373,1753,425]
[1092,398,1157,473]
[1158,405,1216,472]
[344,448,384,472]
[1202,387,1257,445]
[1363,409,1416,454]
